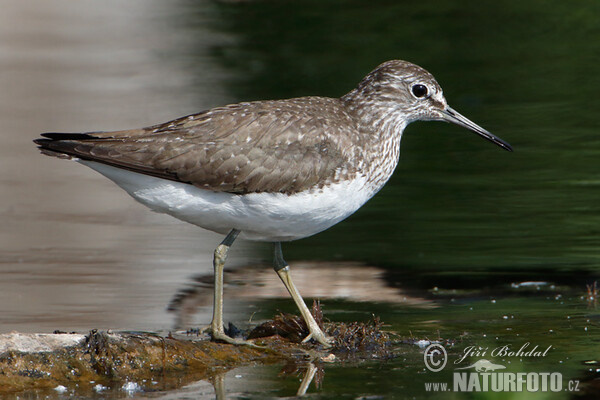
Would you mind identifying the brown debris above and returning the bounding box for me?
[0,330,275,395]
[248,300,324,342]
[327,316,391,358]
[586,281,598,308]
[247,312,309,342]
[248,301,392,359]
[0,306,395,395]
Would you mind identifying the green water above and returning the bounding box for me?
[246,288,598,399]
[173,0,600,278]
[181,1,600,398]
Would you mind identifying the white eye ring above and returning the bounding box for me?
[411,84,428,99]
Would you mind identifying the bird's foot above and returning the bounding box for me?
[210,329,265,348]
[302,328,334,348]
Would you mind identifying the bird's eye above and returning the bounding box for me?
[411,84,428,98]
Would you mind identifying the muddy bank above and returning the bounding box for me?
[0,313,393,396]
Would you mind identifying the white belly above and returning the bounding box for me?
[80,161,376,242]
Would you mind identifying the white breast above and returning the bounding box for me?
[80,161,378,242]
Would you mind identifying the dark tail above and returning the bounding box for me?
[33,132,99,159]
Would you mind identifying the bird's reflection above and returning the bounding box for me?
[207,361,323,399]
[208,371,226,399]
[168,261,433,329]
[293,362,321,396]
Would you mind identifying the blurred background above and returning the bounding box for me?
[1,0,599,398]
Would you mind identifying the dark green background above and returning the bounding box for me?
[169,2,600,398]
[172,1,600,287]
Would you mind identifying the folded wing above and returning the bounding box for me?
[34,98,356,194]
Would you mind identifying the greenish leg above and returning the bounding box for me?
[209,229,260,346]
[273,242,333,347]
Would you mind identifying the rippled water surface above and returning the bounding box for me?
[1,0,599,398]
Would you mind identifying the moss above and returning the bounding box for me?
[0,309,394,396]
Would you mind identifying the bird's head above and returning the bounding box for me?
[343,60,512,151]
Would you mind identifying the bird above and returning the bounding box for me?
[34,60,512,347]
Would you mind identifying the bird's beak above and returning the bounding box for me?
[441,107,512,152]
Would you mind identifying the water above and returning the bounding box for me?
[1,0,599,398]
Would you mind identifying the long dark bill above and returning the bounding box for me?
[442,107,512,152]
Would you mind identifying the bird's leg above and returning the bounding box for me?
[273,242,333,347]
[208,370,226,400]
[209,229,259,346]
[296,362,318,396]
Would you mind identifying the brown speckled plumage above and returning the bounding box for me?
[38,97,363,194]
[34,60,509,196]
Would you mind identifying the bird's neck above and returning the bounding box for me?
[340,90,409,193]
[340,88,410,142]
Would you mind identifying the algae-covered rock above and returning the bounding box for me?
[0,310,394,396]
[0,330,275,395]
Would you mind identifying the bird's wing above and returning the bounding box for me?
[34,98,358,194]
